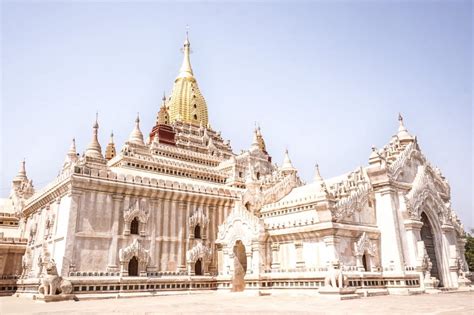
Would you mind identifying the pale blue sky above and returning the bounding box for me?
[1,1,472,228]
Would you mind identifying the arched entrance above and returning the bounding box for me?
[420,212,441,286]
[232,240,247,292]
[362,253,370,271]
[128,256,138,276]
[195,258,203,275]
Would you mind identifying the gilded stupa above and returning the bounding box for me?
[167,32,209,126]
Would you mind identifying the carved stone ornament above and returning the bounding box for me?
[189,208,209,228]
[354,232,377,257]
[186,241,212,263]
[119,238,150,264]
[123,199,150,224]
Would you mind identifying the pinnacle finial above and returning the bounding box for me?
[162,91,166,102]
[397,113,413,141]
[14,159,27,181]
[128,113,145,146]
[93,112,99,128]
[110,131,114,143]
[314,163,323,182]
[85,113,103,159]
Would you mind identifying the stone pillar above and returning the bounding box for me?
[246,250,253,274]
[177,202,187,272]
[107,194,123,272]
[217,244,224,275]
[270,243,280,271]
[61,190,83,276]
[442,224,457,288]
[355,254,364,271]
[323,236,340,265]
[223,246,231,275]
[295,241,305,269]
[404,219,423,268]
[147,199,158,272]
[373,186,405,272]
[251,242,261,274]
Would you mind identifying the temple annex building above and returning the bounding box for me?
[0,32,471,300]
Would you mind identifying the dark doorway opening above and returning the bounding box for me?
[128,256,138,276]
[194,224,201,239]
[130,217,139,235]
[362,253,369,271]
[195,258,202,275]
[421,212,442,286]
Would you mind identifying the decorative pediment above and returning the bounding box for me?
[216,203,264,248]
[124,199,150,224]
[405,165,451,222]
[189,208,209,228]
[186,242,212,263]
[354,232,377,257]
[119,239,149,263]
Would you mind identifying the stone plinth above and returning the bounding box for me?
[34,294,76,303]
[318,287,360,300]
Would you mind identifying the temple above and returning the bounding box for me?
[0,33,471,299]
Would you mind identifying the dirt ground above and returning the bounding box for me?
[0,291,473,314]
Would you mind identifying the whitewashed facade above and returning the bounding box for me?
[2,34,471,298]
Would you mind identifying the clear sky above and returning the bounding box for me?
[1,1,472,228]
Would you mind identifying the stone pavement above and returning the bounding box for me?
[0,291,473,314]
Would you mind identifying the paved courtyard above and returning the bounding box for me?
[0,291,473,314]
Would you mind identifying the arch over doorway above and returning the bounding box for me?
[420,212,442,286]
[128,256,138,276]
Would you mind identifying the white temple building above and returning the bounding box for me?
[0,32,471,298]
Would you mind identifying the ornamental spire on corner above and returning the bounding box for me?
[128,113,145,146]
[14,159,27,182]
[397,113,413,142]
[85,112,104,159]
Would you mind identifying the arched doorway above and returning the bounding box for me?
[232,240,247,292]
[128,256,138,276]
[420,212,441,286]
[194,224,201,239]
[195,258,202,275]
[362,253,370,271]
[130,217,139,235]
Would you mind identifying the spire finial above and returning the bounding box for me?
[85,113,103,159]
[281,148,296,173]
[178,26,193,78]
[128,113,145,146]
[397,113,414,141]
[93,111,99,128]
[162,91,166,102]
[14,158,28,181]
[314,163,324,182]
[110,131,114,143]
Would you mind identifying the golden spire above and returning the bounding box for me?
[105,131,116,160]
[256,125,267,152]
[156,92,170,125]
[168,28,209,126]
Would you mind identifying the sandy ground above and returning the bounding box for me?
[0,291,473,314]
